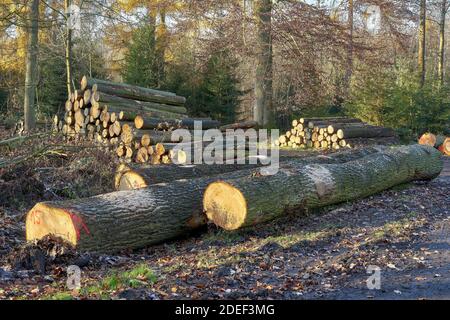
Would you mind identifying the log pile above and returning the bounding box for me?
[418,132,450,156]
[275,117,397,150]
[25,145,443,252]
[53,76,221,165]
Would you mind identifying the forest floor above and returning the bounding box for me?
[0,126,449,300]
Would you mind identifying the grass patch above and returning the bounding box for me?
[80,263,158,297]
[371,216,422,242]
[264,229,335,248]
[41,292,74,300]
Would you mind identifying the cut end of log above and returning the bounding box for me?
[26,203,78,246]
[203,181,247,230]
[118,171,148,191]
[81,75,88,91]
[438,137,450,155]
[418,133,437,147]
[134,115,144,129]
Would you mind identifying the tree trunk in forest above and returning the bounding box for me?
[156,9,167,87]
[344,0,354,97]
[419,0,427,87]
[439,0,447,85]
[254,0,273,126]
[65,0,73,96]
[26,147,384,252]
[204,145,443,230]
[23,0,39,131]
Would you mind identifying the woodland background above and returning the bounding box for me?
[0,0,449,139]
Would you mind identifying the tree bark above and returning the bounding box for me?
[419,0,427,87]
[93,91,187,114]
[344,0,354,96]
[81,76,186,105]
[65,0,73,96]
[26,147,384,252]
[439,0,447,85]
[204,145,443,230]
[336,125,396,139]
[23,0,39,131]
[254,0,273,126]
[220,121,258,131]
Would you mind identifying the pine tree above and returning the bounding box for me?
[123,24,160,88]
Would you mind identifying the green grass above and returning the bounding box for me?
[80,263,158,297]
[41,292,74,300]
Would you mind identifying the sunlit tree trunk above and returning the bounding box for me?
[254,0,273,126]
[65,0,72,96]
[157,9,167,88]
[344,0,354,97]
[439,0,447,85]
[23,0,39,131]
[418,0,426,87]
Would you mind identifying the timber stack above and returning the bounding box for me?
[275,117,398,150]
[53,76,221,165]
[418,132,450,156]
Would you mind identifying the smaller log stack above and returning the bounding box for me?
[53,76,221,165]
[418,132,450,156]
[274,117,397,150]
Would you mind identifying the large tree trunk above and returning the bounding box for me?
[439,0,447,85]
[344,0,354,96]
[156,8,167,87]
[23,0,39,131]
[254,0,273,126]
[81,76,186,105]
[26,147,384,252]
[115,162,266,191]
[65,0,72,96]
[204,145,443,230]
[418,0,427,87]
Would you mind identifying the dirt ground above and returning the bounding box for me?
[0,130,448,300]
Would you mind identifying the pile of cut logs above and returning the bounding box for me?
[418,132,450,155]
[54,76,221,164]
[275,117,397,150]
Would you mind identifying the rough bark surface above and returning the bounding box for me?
[81,76,185,105]
[26,147,385,252]
[204,145,443,230]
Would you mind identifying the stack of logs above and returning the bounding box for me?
[55,76,221,164]
[418,133,450,156]
[275,117,397,150]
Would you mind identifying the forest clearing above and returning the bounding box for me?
[0,0,449,306]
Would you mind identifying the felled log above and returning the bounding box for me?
[93,92,187,115]
[134,115,179,130]
[101,104,186,121]
[81,76,186,106]
[438,137,450,155]
[114,162,265,191]
[336,125,396,139]
[220,121,258,131]
[179,118,220,130]
[299,117,361,124]
[418,132,437,146]
[203,145,443,230]
[134,130,186,144]
[26,147,384,252]
[342,136,400,148]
